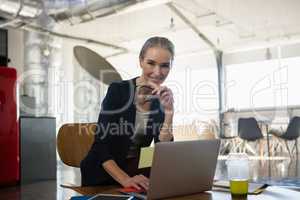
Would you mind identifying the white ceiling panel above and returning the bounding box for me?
[55,0,300,54]
[58,4,187,43]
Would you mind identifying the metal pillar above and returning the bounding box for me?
[215,50,225,137]
[23,11,61,117]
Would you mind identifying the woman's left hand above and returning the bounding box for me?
[152,86,174,113]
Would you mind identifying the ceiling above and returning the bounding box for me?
[2,0,300,57]
[53,0,300,57]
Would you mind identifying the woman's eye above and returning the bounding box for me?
[147,62,155,66]
[160,64,170,68]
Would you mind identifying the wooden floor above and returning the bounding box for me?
[0,155,299,200]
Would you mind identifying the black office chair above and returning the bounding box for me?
[270,116,300,158]
[235,118,264,156]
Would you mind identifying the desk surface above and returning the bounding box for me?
[66,184,300,200]
[0,181,299,200]
[0,157,299,200]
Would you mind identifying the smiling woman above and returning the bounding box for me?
[80,37,175,189]
[138,37,174,84]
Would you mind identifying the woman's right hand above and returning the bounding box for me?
[121,174,149,190]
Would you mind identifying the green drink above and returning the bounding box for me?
[226,153,249,199]
[230,179,248,198]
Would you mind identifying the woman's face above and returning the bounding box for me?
[139,47,172,85]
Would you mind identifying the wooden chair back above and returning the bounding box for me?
[57,123,96,167]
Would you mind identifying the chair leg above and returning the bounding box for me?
[266,133,270,158]
[220,140,226,154]
[296,139,298,157]
[220,139,230,155]
[232,138,242,153]
[278,138,285,155]
[273,137,283,156]
[231,138,238,153]
[292,140,296,154]
[285,140,292,159]
[237,139,244,153]
[275,139,282,156]
[241,141,245,153]
[259,139,264,158]
[239,140,263,156]
[245,142,256,155]
[270,137,278,157]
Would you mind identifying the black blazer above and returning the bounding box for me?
[82,77,165,173]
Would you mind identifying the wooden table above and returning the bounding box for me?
[65,184,299,200]
[1,158,299,200]
[64,157,300,199]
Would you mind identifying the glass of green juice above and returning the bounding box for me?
[226,153,249,198]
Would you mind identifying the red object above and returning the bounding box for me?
[118,187,146,193]
[0,67,19,186]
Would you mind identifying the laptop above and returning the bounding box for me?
[125,139,220,200]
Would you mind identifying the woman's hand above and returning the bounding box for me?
[103,160,149,191]
[121,174,149,190]
[151,86,174,142]
[152,86,174,113]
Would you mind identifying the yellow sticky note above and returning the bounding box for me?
[138,147,154,169]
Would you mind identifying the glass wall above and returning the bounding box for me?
[167,52,219,125]
[225,57,300,110]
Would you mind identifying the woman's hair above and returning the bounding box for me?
[139,36,175,61]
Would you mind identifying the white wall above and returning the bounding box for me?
[7,28,24,75]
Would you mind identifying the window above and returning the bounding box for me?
[167,52,219,125]
[225,57,300,110]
